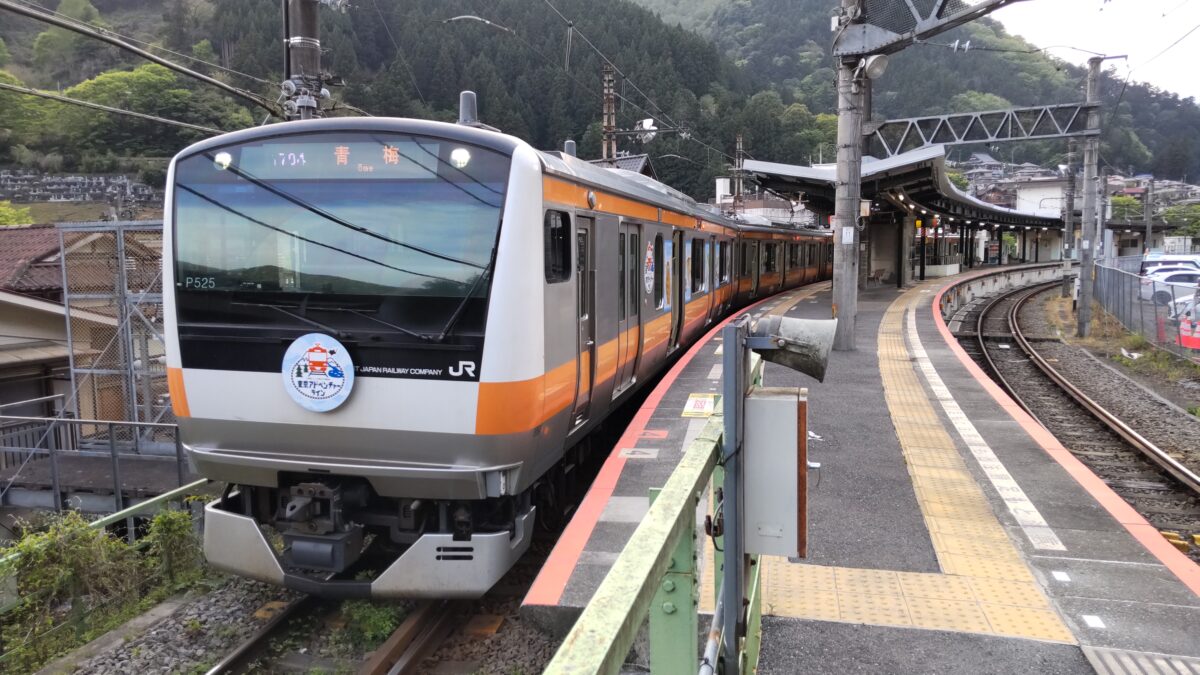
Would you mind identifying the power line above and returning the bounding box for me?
[0,0,281,117]
[1105,22,1198,128]
[538,0,683,131]
[368,0,427,105]
[1139,22,1200,68]
[0,80,223,134]
[13,0,275,87]
[534,0,737,163]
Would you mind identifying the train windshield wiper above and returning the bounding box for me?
[230,300,345,338]
[321,308,433,342]
[433,255,495,343]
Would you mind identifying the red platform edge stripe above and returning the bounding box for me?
[523,292,783,608]
[931,272,1200,598]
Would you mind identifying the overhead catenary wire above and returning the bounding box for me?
[534,0,736,164]
[12,0,275,87]
[0,81,223,134]
[0,0,281,117]
[538,0,685,132]
[368,0,427,105]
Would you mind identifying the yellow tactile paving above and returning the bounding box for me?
[701,280,1077,644]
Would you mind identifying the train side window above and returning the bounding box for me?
[717,241,727,285]
[544,210,571,283]
[690,238,705,293]
[618,233,626,320]
[654,234,665,309]
[763,244,777,273]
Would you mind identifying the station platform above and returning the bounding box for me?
[522,268,1200,673]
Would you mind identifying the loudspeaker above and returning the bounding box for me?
[750,316,837,382]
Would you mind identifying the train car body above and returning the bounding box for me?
[163,116,830,598]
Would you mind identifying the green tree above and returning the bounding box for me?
[1163,204,1200,237]
[0,201,33,226]
[947,169,969,191]
[947,91,1011,114]
[0,72,50,152]
[0,37,10,68]
[32,0,112,84]
[1110,195,1142,222]
[61,64,252,157]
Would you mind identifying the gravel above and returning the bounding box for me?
[73,577,298,674]
[1021,290,1200,473]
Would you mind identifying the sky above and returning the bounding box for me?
[989,0,1200,101]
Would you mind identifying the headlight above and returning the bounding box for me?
[449,147,471,169]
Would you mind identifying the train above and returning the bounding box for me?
[163,99,832,598]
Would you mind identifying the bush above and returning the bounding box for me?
[145,507,202,585]
[0,512,138,670]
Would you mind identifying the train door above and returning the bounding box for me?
[669,230,684,350]
[615,223,640,394]
[573,218,594,425]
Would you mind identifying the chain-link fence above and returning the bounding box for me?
[59,221,169,428]
[1093,262,1200,364]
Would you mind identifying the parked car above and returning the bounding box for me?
[1141,265,1199,278]
[1141,269,1200,304]
[1139,255,1200,276]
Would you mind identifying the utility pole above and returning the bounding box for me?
[831,0,866,350]
[602,63,617,163]
[1077,57,1102,338]
[1061,144,1076,296]
[282,0,328,120]
[734,133,745,213]
[1144,178,1154,254]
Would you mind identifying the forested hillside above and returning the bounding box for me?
[633,0,1200,181]
[1,0,1198,199]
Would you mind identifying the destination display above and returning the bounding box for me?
[232,139,442,180]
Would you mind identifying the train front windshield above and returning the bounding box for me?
[172,131,509,335]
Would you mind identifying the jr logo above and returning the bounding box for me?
[449,361,477,378]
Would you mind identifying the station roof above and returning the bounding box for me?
[745,145,1063,229]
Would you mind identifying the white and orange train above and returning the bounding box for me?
[163,112,831,598]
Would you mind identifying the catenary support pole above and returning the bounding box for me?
[1077,57,1101,337]
[1144,178,1154,254]
[284,0,323,120]
[1062,145,1076,295]
[832,50,864,350]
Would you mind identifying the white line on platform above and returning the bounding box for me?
[707,364,722,380]
[1082,615,1106,629]
[905,306,1068,552]
[1052,571,1072,582]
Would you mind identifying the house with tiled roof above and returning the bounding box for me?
[588,153,658,179]
[0,224,64,302]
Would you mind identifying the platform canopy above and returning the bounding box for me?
[745,145,1063,230]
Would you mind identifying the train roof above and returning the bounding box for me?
[539,150,830,238]
[166,116,830,240]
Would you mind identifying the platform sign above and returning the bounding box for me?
[682,392,719,417]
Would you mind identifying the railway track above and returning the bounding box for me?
[203,596,457,675]
[960,281,1200,562]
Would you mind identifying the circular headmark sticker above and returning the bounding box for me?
[281,333,355,412]
[643,241,655,293]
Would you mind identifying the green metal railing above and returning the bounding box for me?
[545,357,765,675]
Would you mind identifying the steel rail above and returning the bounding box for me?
[1006,285,1200,496]
[359,599,458,675]
[204,594,317,675]
[973,283,1055,420]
